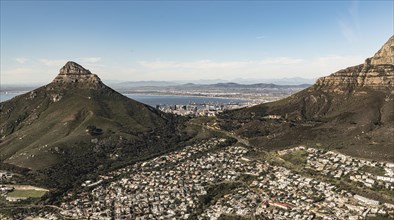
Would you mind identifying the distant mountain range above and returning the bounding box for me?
[174,77,316,85]
[1,79,312,91]
[130,82,307,89]
[108,81,311,90]
[182,82,310,89]
[2,74,315,90]
[225,77,316,85]
[106,77,314,88]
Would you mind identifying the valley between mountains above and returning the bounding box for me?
[0,36,393,219]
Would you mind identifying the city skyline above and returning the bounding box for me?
[1,0,393,84]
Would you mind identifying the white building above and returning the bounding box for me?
[354,195,379,206]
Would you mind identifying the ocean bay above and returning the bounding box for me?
[0,92,250,107]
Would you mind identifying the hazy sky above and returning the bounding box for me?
[1,1,393,85]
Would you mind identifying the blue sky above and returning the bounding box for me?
[1,1,393,84]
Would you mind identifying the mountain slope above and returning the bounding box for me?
[0,62,187,188]
[219,36,394,162]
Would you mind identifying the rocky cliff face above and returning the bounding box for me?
[52,61,104,89]
[371,35,394,65]
[315,36,394,91]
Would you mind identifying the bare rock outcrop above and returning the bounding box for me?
[52,61,104,89]
[315,36,394,92]
[371,35,394,65]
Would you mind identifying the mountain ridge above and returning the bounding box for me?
[219,35,394,162]
[0,62,190,190]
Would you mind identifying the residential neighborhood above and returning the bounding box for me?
[156,102,256,117]
[278,146,394,191]
[57,140,394,219]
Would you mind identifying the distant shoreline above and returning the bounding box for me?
[0,91,258,105]
[122,92,258,102]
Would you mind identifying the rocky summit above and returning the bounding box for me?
[315,36,394,91]
[371,35,394,65]
[52,61,104,88]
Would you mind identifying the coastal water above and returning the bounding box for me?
[0,92,24,102]
[124,94,248,107]
[0,92,249,107]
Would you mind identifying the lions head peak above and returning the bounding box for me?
[52,61,104,89]
[59,61,92,75]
